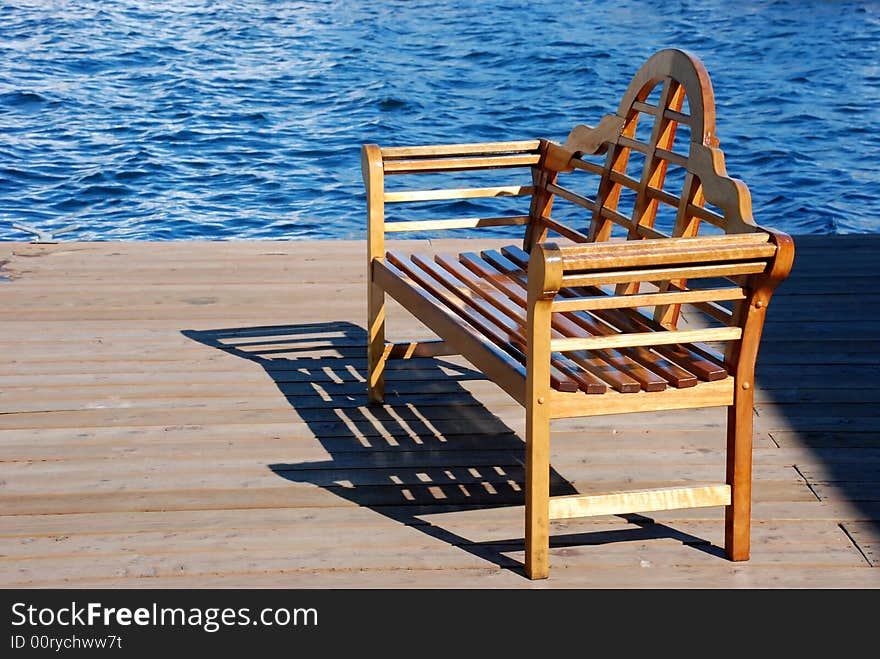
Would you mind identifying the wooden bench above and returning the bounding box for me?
[361,48,794,579]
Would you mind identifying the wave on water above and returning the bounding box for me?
[1,0,878,240]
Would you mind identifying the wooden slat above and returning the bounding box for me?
[632,100,659,115]
[663,108,693,125]
[569,158,605,176]
[561,261,768,288]
[598,206,670,238]
[551,287,746,312]
[384,216,529,233]
[548,485,731,520]
[646,185,681,207]
[549,376,734,417]
[427,254,607,394]
[599,204,633,226]
[403,253,581,394]
[475,250,670,392]
[384,185,534,203]
[545,182,597,212]
[383,153,540,174]
[665,280,736,323]
[538,215,591,243]
[372,258,527,404]
[655,147,688,167]
[557,242,775,272]
[550,327,742,352]
[498,245,705,387]
[555,232,771,265]
[617,136,651,155]
[686,202,727,228]
[380,140,540,158]
[608,169,641,192]
[460,252,649,393]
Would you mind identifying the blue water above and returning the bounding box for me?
[1,0,878,240]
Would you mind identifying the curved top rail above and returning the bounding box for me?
[547,49,765,236]
[617,48,717,147]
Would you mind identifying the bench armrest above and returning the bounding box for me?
[523,230,794,391]
[528,231,792,301]
[362,140,543,239]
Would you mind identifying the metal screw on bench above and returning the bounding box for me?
[12,222,80,244]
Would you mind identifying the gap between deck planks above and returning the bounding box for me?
[0,236,878,587]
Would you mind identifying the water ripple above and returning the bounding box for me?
[1,0,878,240]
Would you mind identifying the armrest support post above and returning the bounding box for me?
[524,243,563,579]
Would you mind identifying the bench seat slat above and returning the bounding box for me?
[432,257,615,395]
[499,245,727,382]
[482,248,708,390]
[453,252,638,392]
[463,251,671,393]
[413,254,606,395]
[386,252,579,393]
[375,240,741,398]
[459,252,643,393]
[372,260,527,404]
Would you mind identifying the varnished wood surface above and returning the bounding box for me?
[0,236,878,587]
[548,485,731,520]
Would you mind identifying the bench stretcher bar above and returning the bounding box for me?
[548,485,732,520]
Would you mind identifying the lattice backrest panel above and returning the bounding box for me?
[540,49,760,245]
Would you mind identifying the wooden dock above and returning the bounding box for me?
[1,235,878,588]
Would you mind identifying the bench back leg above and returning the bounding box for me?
[363,144,386,405]
[367,278,385,405]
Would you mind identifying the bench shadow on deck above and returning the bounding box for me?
[183,321,724,575]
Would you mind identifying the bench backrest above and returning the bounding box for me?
[369,49,762,252]
[527,48,761,251]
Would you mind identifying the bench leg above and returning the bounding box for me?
[725,386,753,561]
[367,277,385,405]
[525,403,551,579]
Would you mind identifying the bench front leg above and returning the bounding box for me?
[724,229,795,560]
[363,144,386,404]
[524,244,564,579]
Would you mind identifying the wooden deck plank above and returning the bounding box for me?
[0,235,878,586]
[0,481,815,516]
[33,566,875,589]
[0,520,857,562]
